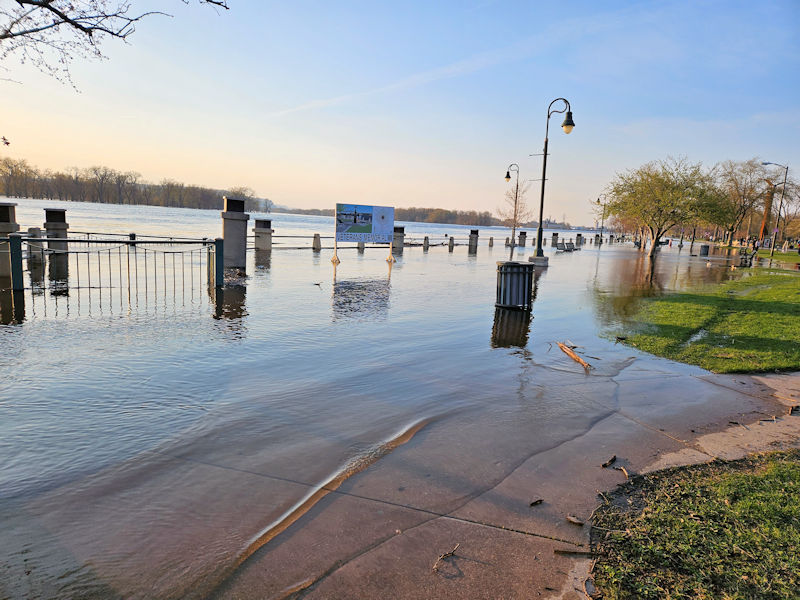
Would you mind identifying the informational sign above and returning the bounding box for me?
[335,204,394,243]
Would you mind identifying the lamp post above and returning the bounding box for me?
[504,163,520,257]
[762,161,789,257]
[596,196,607,245]
[535,98,574,261]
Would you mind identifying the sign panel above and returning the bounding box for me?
[335,204,394,243]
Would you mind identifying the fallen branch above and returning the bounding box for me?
[432,543,460,573]
[601,455,617,468]
[614,465,630,479]
[554,548,598,557]
[557,342,592,371]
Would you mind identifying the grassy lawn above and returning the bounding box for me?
[621,272,800,373]
[591,451,800,600]
[757,249,800,264]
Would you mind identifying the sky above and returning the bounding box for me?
[2,0,799,225]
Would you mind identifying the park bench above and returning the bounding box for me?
[565,242,575,251]
[556,242,566,251]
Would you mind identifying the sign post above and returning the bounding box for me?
[334,204,395,265]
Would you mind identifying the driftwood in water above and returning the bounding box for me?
[557,342,592,371]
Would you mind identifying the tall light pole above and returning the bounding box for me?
[762,162,789,257]
[596,196,607,245]
[504,163,520,252]
[536,98,574,259]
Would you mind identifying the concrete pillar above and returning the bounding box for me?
[551,232,558,247]
[0,202,20,278]
[43,208,69,253]
[489,237,494,248]
[221,196,250,269]
[505,237,510,247]
[518,231,527,247]
[392,226,405,254]
[253,219,273,251]
[312,233,322,252]
[609,234,614,243]
[468,229,479,254]
[423,236,429,251]
[448,237,455,252]
[576,233,583,246]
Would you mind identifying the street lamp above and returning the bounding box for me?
[762,161,789,257]
[505,163,520,253]
[596,196,607,245]
[535,98,574,260]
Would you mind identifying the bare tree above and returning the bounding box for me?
[0,1,229,84]
[497,180,532,254]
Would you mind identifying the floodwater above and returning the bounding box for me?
[0,198,767,598]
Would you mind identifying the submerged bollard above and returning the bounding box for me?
[518,231,527,247]
[495,261,535,310]
[253,219,273,251]
[221,197,250,269]
[489,237,494,248]
[357,241,365,253]
[44,208,69,253]
[392,226,405,254]
[468,229,479,254]
[448,237,455,252]
[423,236,429,251]
[312,233,322,252]
[551,232,558,248]
[0,202,20,278]
[576,233,583,246]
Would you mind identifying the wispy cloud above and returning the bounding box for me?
[265,3,644,119]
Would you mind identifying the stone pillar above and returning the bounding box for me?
[392,226,405,254]
[221,197,250,269]
[489,237,494,248]
[0,202,20,278]
[423,236,429,251]
[468,229,479,254]
[551,232,558,247]
[43,208,69,252]
[312,233,322,252]
[448,237,455,252]
[253,219,273,251]
[518,231,527,247]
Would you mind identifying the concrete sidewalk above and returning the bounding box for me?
[214,369,800,599]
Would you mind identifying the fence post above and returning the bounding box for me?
[214,238,224,287]
[9,234,23,291]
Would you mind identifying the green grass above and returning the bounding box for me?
[591,451,800,600]
[621,272,800,373]
[756,250,800,264]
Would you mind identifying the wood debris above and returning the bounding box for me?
[432,543,459,573]
[529,498,543,507]
[566,515,584,526]
[554,549,598,557]
[557,342,592,371]
[601,455,617,468]
[614,465,630,479]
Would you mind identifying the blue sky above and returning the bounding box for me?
[2,0,798,224]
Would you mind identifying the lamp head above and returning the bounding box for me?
[561,111,575,134]
[505,171,511,182]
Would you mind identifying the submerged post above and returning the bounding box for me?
[221,197,249,269]
[423,236,429,251]
[392,226,405,255]
[312,233,322,252]
[0,202,20,278]
[489,236,494,248]
[448,237,455,252]
[9,234,23,291]
[518,231,527,247]
[468,229,479,254]
[44,208,69,252]
[253,219,273,251]
[214,238,224,287]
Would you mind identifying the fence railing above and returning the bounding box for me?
[0,234,222,292]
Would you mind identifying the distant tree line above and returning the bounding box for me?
[0,157,272,213]
[394,207,496,226]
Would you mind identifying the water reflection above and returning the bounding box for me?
[590,250,741,329]
[254,250,272,271]
[48,254,70,296]
[491,308,532,348]
[0,285,25,324]
[211,285,248,335]
[332,278,391,322]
